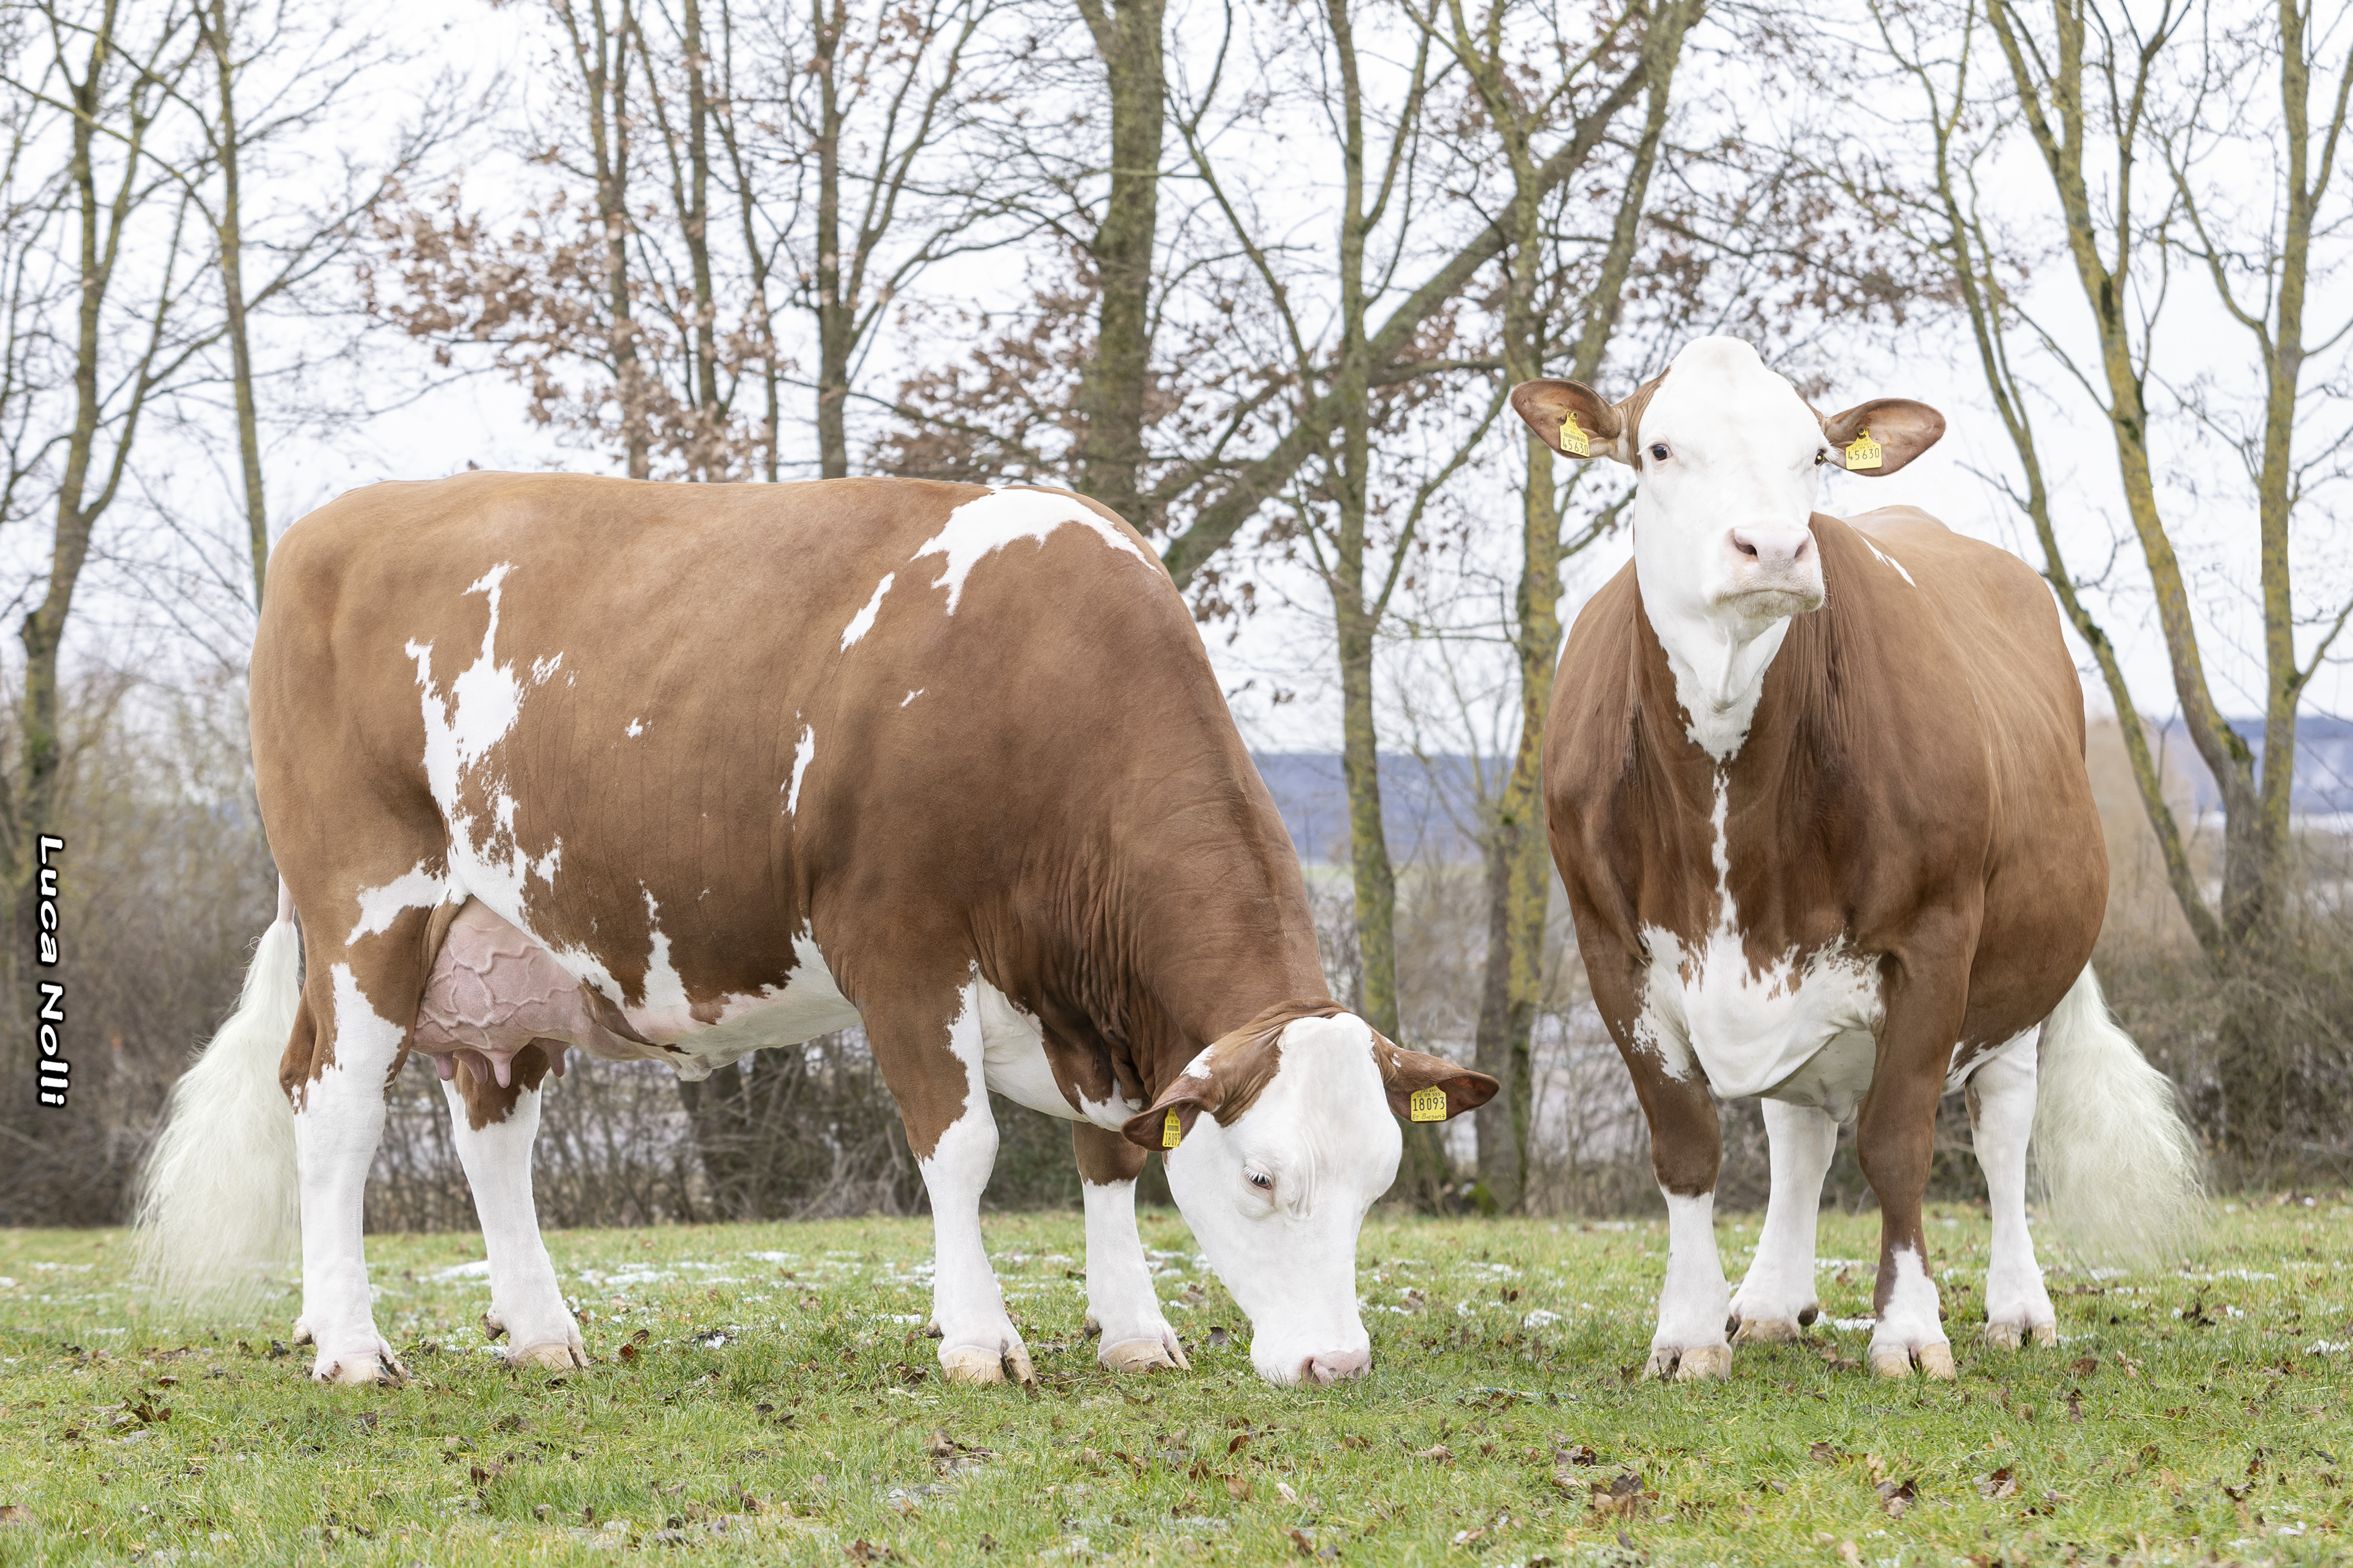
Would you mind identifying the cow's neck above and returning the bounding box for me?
[1634,568,1797,765]
[1113,843,1329,1099]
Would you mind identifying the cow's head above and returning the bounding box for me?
[1123,1002,1494,1385]
[1511,335,1944,753]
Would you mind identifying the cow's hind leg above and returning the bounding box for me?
[284,904,435,1385]
[1968,1032,2056,1348]
[442,1046,586,1369]
[1730,1100,1838,1343]
[1073,1124,1189,1374]
[869,977,1033,1386]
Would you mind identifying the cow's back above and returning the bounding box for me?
[253,473,1308,1042]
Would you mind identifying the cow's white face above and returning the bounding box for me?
[1631,337,1833,636]
[1127,1009,1494,1385]
[1510,335,1944,760]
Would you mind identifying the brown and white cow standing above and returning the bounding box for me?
[1517,337,2200,1381]
[135,474,1494,1387]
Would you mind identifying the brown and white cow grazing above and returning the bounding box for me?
[135,473,1494,1387]
[1515,336,2199,1381]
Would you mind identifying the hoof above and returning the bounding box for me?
[1982,1319,2056,1350]
[507,1340,588,1370]
[1645,1343,1731,1381]
[1869,1341,1955,1379]
[940,1345,1035,1387]
[312,1350,406,1387]
[1102,1336,1190,1374]
[482,1312,507,1342]
[1732,1316,1804,1346]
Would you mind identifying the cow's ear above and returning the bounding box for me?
[1511,379,1628,464]
[1122,1080,1211,1153]
[1820,398,1944,476]
[1372,1037,1499,1122]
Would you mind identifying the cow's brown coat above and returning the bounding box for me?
[1544,505,2105,1319]
[254,474,1340,1159]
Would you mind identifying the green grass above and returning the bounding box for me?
[2,1199,2348,1566]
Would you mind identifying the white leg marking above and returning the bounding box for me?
[1731,1100,1838,1341]
[1867,1244,1953,1378]
[1082,1178,1190,1374]
[920,980,1031,1385]
[1648,1188,1732,1380]
[438,1076,586,1369]
[1970,1034,2056,1348]
[292,965,407,1384]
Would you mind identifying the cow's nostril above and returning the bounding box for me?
[1731,531,1760,557]
[1303,1348,1371,1385]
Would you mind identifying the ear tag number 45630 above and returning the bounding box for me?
[1162,1109,1183,1149]
[1408,1086,1448,1123]
[1844,430,1884,471]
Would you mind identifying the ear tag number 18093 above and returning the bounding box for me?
[1559,412,1592,458]
[1407,1086,1448,1123]
[1844,430,1884,471]
[1162,1109,1184,1149]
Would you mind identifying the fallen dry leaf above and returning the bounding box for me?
[2069,1355,2099,1377]
[1876,1478,1917,1518]
[1838,1542,1861,1566]
[1412,1444,1453,1464]
[0,1507,28,1525]
[1977,1467,2018,1501]
[1226,1475,1253,1501]
[1808,1441,1839,1463]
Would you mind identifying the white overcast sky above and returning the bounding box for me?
[61,0,2345,761]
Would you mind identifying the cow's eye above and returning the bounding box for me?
[1245,1170,1274,1192]
[1814,450,1829,466]
[1649,443,1670,462]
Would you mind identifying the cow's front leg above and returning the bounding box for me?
[1073,1124,1189,1374]
[286,924,428,1385]
[1855,977,1966,1379]
[876,979,1032,1386]
[1968,1033,2056,1348]
[442,1047,585,1369]
[1730,1100,1838,1343]
[1637,1071,1732,1381]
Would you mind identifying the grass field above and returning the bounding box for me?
[1,1197,2348,1566]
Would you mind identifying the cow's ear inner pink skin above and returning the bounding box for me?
[1819,398,1946,475]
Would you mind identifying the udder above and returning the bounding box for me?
[413,899,640,1086]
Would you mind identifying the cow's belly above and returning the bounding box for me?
[1638,923,1884,1105]
[414,899,860,1085]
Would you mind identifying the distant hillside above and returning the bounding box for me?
[1257,717,2353,868]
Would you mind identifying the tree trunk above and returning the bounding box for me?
[1461,0,1689,1212]
[202,0,268,607]
[1073,0,1164,526]
[812,0,850,479]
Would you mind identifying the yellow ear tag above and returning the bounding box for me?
[1162,1109,1183,1149]
[1407,1086,1448,1123]
[1559,412,1592,458]
[1844,430,1884,471]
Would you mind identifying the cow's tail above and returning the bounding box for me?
[133,880,304,1301]
[2029,965,2205,1265]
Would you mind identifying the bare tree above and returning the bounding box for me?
[1839,0,2352,1150]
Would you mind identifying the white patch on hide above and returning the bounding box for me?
[347,863,459,945]
[1859,535,1917,586]
[785,725,815,815]
[913,487,1151,614]
[1635,771,1883,1102]
[900,689,924,707]
[840,573,895,650]
[625,718,644,738]
[405,562,563,927]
